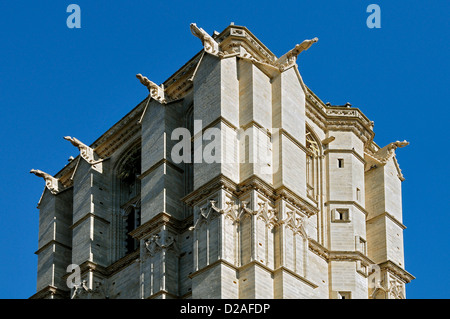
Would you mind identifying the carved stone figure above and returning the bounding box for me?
[374,140,409,163]
[30,169,59,194]
[64,136,93,162]
[277,37,318,70]
[290,37,319,57]
[136,74,166,103]
[64,136,104,164]
[190,23,219,55]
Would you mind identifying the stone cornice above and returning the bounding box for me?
[192,116,238,142]
[188,258,237,280]
[273,185,319,217]
[129,212,193,240]
[215,25,277,65]
[182,174,238,207]
[70,212,110,230]
[378,260,415,283]
[34,240,72,255]
[308,239,375,266]
[366,211,406,230]
[305,88,375,148]
[328,251,375,266]
[183,174,319,217]
[163,51,203,100]
[139,158,184,181]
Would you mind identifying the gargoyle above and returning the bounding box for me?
[136,74,166,103]
[30,169,60,194]
[277,37,318,70]
[291,37,319,56]
[64,136,104,164]
[375,140,409,163]
[190,23,219,55]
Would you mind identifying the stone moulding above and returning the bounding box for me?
[305,89,376,150]
[182,174,319,218]
[129,212,192,241]
[138,158,184,181]
[308,239,375,268]
[29,285,70,299]
[69,212,110,230]
[34,239,72,256]
[378,260,415,283]
[215,25,277,65]
[366,211,406,230]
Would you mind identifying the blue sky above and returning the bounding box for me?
[0,1,448,299]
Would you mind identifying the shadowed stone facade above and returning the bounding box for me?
[30,23,414,299]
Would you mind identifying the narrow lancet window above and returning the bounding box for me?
[306,128,321,202]
[117,146,142,256]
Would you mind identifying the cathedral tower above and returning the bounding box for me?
[30,23,414,299]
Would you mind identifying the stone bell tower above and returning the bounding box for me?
[30,23,413,299]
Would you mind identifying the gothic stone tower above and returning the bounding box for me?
[30,23,414,299]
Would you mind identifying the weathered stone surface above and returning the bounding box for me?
[31,23,413,300]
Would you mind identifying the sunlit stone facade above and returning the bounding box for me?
[30,23,414,299]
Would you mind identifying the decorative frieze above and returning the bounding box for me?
[144,229,179,257]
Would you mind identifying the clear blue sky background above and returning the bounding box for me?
[0,1,448,299]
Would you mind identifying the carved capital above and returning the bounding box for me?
[282,211,308,237]
[255,202,278,229]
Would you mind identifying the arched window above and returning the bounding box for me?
[305,127,321,202]
[116,144,142,257]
